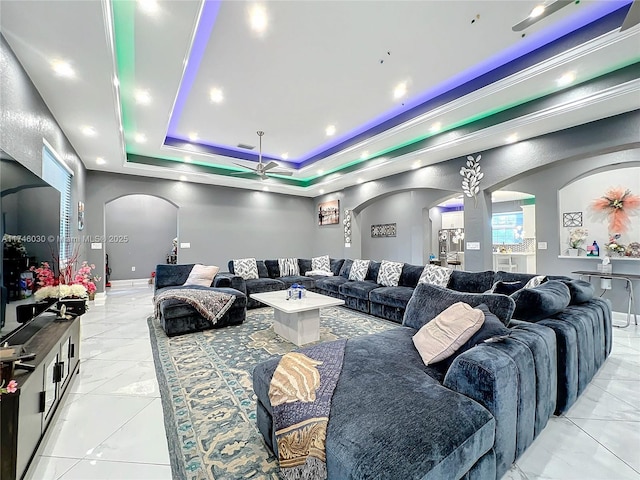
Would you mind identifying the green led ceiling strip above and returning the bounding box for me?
[112,0,136,136]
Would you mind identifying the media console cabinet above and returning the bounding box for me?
[0,311,81,480]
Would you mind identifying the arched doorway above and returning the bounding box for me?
[490,191,536,273]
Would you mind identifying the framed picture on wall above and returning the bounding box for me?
[78,201,85,230]
[318,200,340,226]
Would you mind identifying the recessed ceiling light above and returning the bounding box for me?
[138,0,159,15]
[317,169,324,175]
[529,5,546,18]
[81,126,96,136]
[357,178,364,184]
[135,89,151,105]
[262,186,269,192]
[135,133,147,143]
[361,151,369,160]
[113,76,119,88]
[179,175,187,182]
[281,153,289,160]
[209,87,224,103]
[319,189,325,194]
[325,125,336,136]
[430,122,442,133]
[393,82,407,99]
[184,156,192,163]
[412,161,421,170]
[188,132,198,141]
[50,59,75,78]
[96,157,106,165]
[505,134,518,144]
[248,4,268,34]
[556,71,576,87]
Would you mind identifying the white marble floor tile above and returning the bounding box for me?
[564,382,640,421]
[591,379,640,410]
[24,456,79,480]
[502,464,530,479]
[517,417,640,479]
[81,336,153,362]
[68,359,142,394]
[572,418,640,473]
[595,356,640,382]
[57,459,172,480]
[40,394,154,458]
[86,398,170,464]
[96,321,153,339]
[79,322,115,339]
[90,360,159,397]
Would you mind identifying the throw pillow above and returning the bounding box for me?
[377,260,404,287]
[183,264,219,287]
[524,275,547,289]
[511,280,571,322]
[233,257,259,280]
[418,264,453,287]
[311,255,331,272]
[491,281,526,295]
[439,304,511,369]
[278,258,300,277]
[348,259,370,281]
[412,302,485,366]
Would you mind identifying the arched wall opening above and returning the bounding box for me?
[104,194,178,281]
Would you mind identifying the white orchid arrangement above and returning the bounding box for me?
[460,154,483,207]
[567,228,589,249]
[34,284,88,301]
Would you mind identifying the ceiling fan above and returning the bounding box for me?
[233,131,293,180]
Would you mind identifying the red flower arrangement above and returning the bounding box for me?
[590,187,640,235]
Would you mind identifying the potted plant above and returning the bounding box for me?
[567,228,588,256]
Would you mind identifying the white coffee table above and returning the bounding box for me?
[250,290,345,346]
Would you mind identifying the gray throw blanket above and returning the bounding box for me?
[269,339,347,480]
[154,288,235,325]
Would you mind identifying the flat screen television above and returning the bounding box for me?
[1,150,61,340]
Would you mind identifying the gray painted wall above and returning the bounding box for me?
[105,195,178,280]
[85,171,316,287]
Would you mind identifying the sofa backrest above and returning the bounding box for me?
[339,259,353,278]
[298,258,312,275]
[399,264,424,288]
[447,270,496,293]
[365,261,382,282]
[155,263,195,291]
[330,258,345,276]
[264,259,280,278]
[493,271,536,284]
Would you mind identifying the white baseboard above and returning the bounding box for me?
[107,279,152,289]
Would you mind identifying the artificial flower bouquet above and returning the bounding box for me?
[605,234,626,256]
[567,228,588,250]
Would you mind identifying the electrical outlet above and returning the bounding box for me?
[131,266,136,272]
[538,242,548,250]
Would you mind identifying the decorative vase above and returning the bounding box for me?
[567,248,579,256]
[88,292,95,301]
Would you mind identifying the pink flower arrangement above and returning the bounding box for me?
[591,187,640,235]
[0,379,18,398]
[31,259,100,298]
[72,261,100,294]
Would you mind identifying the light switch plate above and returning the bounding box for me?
[466,242,480,250]
[538,242,548,250]
[90,242,102,250]
[180,242,191,249]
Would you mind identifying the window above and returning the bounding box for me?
[492,212,523,244]
[42,143,73,263]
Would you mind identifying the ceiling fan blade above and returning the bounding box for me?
[621,0,640,31]
[267,170,294,176]
[262,161,279,171]
[232,162,257,172]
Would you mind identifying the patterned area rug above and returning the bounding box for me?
[147,306,397,480]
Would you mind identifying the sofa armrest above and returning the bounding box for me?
[154,264,195,292]
[214,272,246,293]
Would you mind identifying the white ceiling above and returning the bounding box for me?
[1,0,639,197]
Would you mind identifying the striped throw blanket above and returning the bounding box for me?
[269,339,347,480]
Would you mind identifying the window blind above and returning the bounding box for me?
[42,145,73,263]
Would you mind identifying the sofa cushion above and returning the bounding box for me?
[550,277,595,304]
[511,280,571,322]
[377,260,404,287]
[413,302,485,365]
[329,258,345,276]
[339,280,380,300]
[448,270,496,293]
[245,277,286,295]
[233,258,259,280]
[278,275,315,290]
[339,259,353,278]
[183,264,219,287]
[311,255,331,272]
[278,258,299,276]
[297,258,312,275]
[493,271,536,284]
[157,286,246,320]
[365,261,382,282]
[403,283,515,329]
[348,259,370,281]
[369,286,414,309]
[418,264,453,287]
[315,276,348,294]
[491,281,526,295]
[524,275,547,289]
[399,264,424,288]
